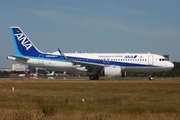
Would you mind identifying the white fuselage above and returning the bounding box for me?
[9,52,173,72]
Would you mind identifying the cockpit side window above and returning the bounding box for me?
[159,58,167,61]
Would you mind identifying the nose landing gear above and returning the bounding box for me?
[148,72,153,80]
[149,76,153,80]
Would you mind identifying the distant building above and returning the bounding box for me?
[12,64,26,71]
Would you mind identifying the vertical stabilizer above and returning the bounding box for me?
[10,26,42,57]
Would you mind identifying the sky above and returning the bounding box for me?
[1,0,180,68]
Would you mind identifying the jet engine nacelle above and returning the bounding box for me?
[103,66,122,76]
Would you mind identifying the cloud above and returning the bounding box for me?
[26,9,97,26]
[26,9,67,23]
[148,28,180,41]
[107,3,147,15]
[27,9,180,43]
[119,7,147,15]
[64,7,86,13]
[102,20,180,42]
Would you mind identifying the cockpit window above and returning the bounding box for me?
[159,58,167,61]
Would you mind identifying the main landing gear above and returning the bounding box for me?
[89,75,99,80]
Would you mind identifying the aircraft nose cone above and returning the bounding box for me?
[170,62,174,68]
[168,62,174,70]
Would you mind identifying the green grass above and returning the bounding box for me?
[0,79,180,120]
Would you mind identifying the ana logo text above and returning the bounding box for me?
[124,55,138,59]
[15,33,32,50]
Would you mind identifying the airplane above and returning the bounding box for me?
[46,71,55,76]
[18,70,30,77]
[18,73,26,77]
[24,70,39,79]
[7,26,174,80]
[24,70,30,77]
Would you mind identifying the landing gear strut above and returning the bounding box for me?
[149,76,153,80]
[89,75,99,80]
[148,72,153,80]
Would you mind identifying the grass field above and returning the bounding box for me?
[0,78,180,120]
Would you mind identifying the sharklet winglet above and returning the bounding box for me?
[58,48,67,60]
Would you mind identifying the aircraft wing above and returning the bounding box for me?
[71,60,104,73]
[57,48,104,70]
[72,60,104,68]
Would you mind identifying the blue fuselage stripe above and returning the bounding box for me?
[18,54,157,67]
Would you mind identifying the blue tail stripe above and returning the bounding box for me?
[11,28,22,56]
